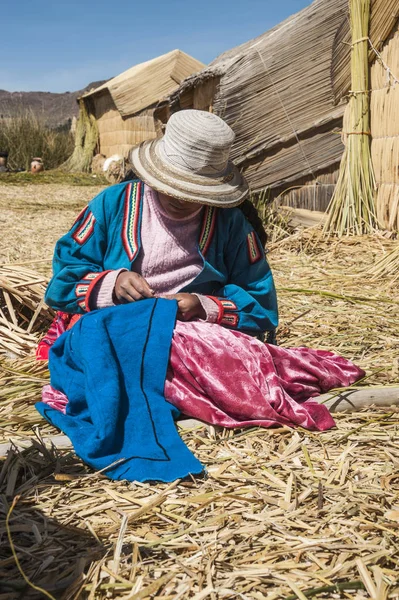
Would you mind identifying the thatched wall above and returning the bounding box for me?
[270,167,340,213]
[159,0,349,210]
[92,90,157,158]
[159,0,398,213]
[370,22,399,230]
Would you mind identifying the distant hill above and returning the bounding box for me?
[0,81,108,128]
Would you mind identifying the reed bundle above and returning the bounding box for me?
[0,266,54,358]
[62,99,99,173]
[365,25,399,270]
[323,0,377,236]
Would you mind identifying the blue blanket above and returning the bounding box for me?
[36,299,204,482]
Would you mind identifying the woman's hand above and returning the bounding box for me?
[164,293,206,321]
[114,271,154,303]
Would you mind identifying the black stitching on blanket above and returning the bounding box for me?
[139,298,171,461]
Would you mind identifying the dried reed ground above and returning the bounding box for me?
[0,183,106,270]
[0,183,399,600]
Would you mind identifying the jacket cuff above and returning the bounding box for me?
[89,269,127,309]
[74,271,114,312]
[205,296,239,328]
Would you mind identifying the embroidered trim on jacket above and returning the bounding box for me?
[122,181,142,261]
[74,271,111,312]
[77,299,87,311]
[219,299,237,311]
[206,296,238,324]
[247,231,262,264]
[205,296,224,323]
[82,272,100,281]
[199,206,217,256]
[75,283,89,297]
[72,212,96,245]
[221,313,239,328]
[85,271,111,312]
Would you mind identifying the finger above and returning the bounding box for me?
[176,299,190,312]
[176,310,191,321]
[180,311,192,321]
[126,287,144,301]
[123,276,155,300]
[117,290,142,303]
[118,284,144,302]
[119,273,154,298]
[176,306,193,321]
[134,275,155,298]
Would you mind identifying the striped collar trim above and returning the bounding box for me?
[122,181,143,262]
[199,206,217,256]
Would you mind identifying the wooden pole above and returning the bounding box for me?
[315,386,399,412]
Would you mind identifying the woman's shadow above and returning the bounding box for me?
[0,439,108,599]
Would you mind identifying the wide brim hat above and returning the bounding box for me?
[130,110,249,207]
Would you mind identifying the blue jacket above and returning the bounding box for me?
[45,180,278,335]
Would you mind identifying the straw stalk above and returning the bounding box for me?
[0,266,54,358]
[369,243,399,285]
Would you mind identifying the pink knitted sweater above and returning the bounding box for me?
[92,185,218,321]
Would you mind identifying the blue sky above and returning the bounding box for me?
[2,0,312,93]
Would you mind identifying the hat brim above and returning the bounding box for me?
[130,138,249,207]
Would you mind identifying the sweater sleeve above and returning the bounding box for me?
[89,269,127,309]
[193,294,220,323]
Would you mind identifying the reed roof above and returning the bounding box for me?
[82,50,205,117]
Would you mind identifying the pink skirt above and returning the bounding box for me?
[41,320,364,432]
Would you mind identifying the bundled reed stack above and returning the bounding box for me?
[0,266,54,358]
[62,99,99,172]
[323,0,377,236]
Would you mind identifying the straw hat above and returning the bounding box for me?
[130,110,249,207]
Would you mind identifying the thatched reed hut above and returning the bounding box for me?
[156,0,398,219]
[79,50,205,159]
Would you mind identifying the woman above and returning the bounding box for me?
[44,110,277,336]
[37,110,364,482]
